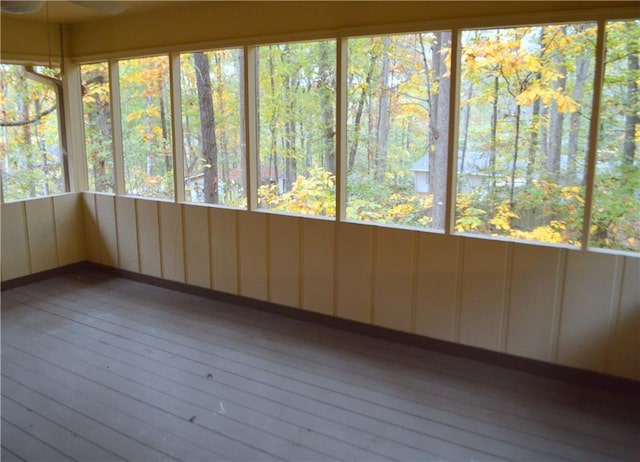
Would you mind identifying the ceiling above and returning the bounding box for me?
[0,1,187,24]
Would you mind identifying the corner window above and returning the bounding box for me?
[81,62,114,193]
[590,20,640,253]
[119,55,173,199]
[180,48,246,207]
[457,23,596,246]
[0,64,64,201]
[346,32,451,230]
[256,40,336,217]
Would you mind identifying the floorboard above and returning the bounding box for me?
[2,271,639,462]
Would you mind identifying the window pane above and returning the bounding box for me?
[347,32,450,229]
[81,62,114,193]
[590,20,640,253]
[0,64,63,201]
[256,40,336,217]
[180,49,246,207]
[119,56,173,199]
[458,24,596,246]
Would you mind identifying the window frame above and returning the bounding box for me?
[25,5,633,256]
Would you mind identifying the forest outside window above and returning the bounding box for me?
[346,31,451,230]
[590,20,639,253]
[255,40,336,217]
[456,23,596,246]
[0,64,64,202]
[119,55,174,200]
[180,48,246,207]
[81,62,114,193]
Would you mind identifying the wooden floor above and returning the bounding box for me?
[1,272,639,462]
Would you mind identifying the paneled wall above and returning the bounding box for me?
[1,194,85,281]
[74,192,639,381]
[2,193,637,380]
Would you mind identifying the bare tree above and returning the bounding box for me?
[193,52,219,204]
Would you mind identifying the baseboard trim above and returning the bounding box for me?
[1,262,89,291]
[4,261,639,395]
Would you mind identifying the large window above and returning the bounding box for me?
[0,64,64,201]
[180,48,246,207]
[4,9,632,255]
[119,55,173,200]
[81,62,114,193]
[590,20,640,252]
[346,32,451,230]
[256,40,336,217]
[457,23,596,246]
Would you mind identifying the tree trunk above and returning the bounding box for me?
[459,82,473,174]
[159,76,171,173]
[546,27,567,182]
[567,42,590,180]
[193,52,219,204]
[374,36,391,182]
[510,104,522,206]
[348,58,374,172]
[430,31,451,229]
[623,50,638,165]
[214,54,231,201]
[490,76,499,192]
[319,41,335,174]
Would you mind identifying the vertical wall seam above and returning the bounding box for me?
[180,204,188,284]
[332,222,339,317]
[265,213,271,302]
[50,197,61,267]
[93,194,100,264]
[297,217,304,309]
[453,237,464,342]
[208,208,216,290]
[132,199,141,273]
[603,255,625,374]
[370,227,378,326]
[410,231,419,334]
[156,201,164,279]
[112,195,120,269]
[234,210,241,295]
[501,242,515,353]
[21,201,33,274]
[551,248,569,363]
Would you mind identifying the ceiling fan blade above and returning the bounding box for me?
[1,1,45,14]
[69,1,129,15]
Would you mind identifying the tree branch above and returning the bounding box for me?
[0,104,57,127]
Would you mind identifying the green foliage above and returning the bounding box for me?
[0,64,63,201]
[119,56,174,199]
[180,49,246,206]
[258,167,335,216]
[81,61,114,193]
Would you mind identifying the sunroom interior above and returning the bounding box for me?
[1,1,639,461]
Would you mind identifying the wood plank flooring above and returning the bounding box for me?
[2,270,639,461]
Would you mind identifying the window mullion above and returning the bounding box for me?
[445,27,461,235]
[336,36,347,221]
[109,60,126,196]
[245,45,258,211]
[63,59,87,193]
[170,53,185,203]
[581,19,606,251]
